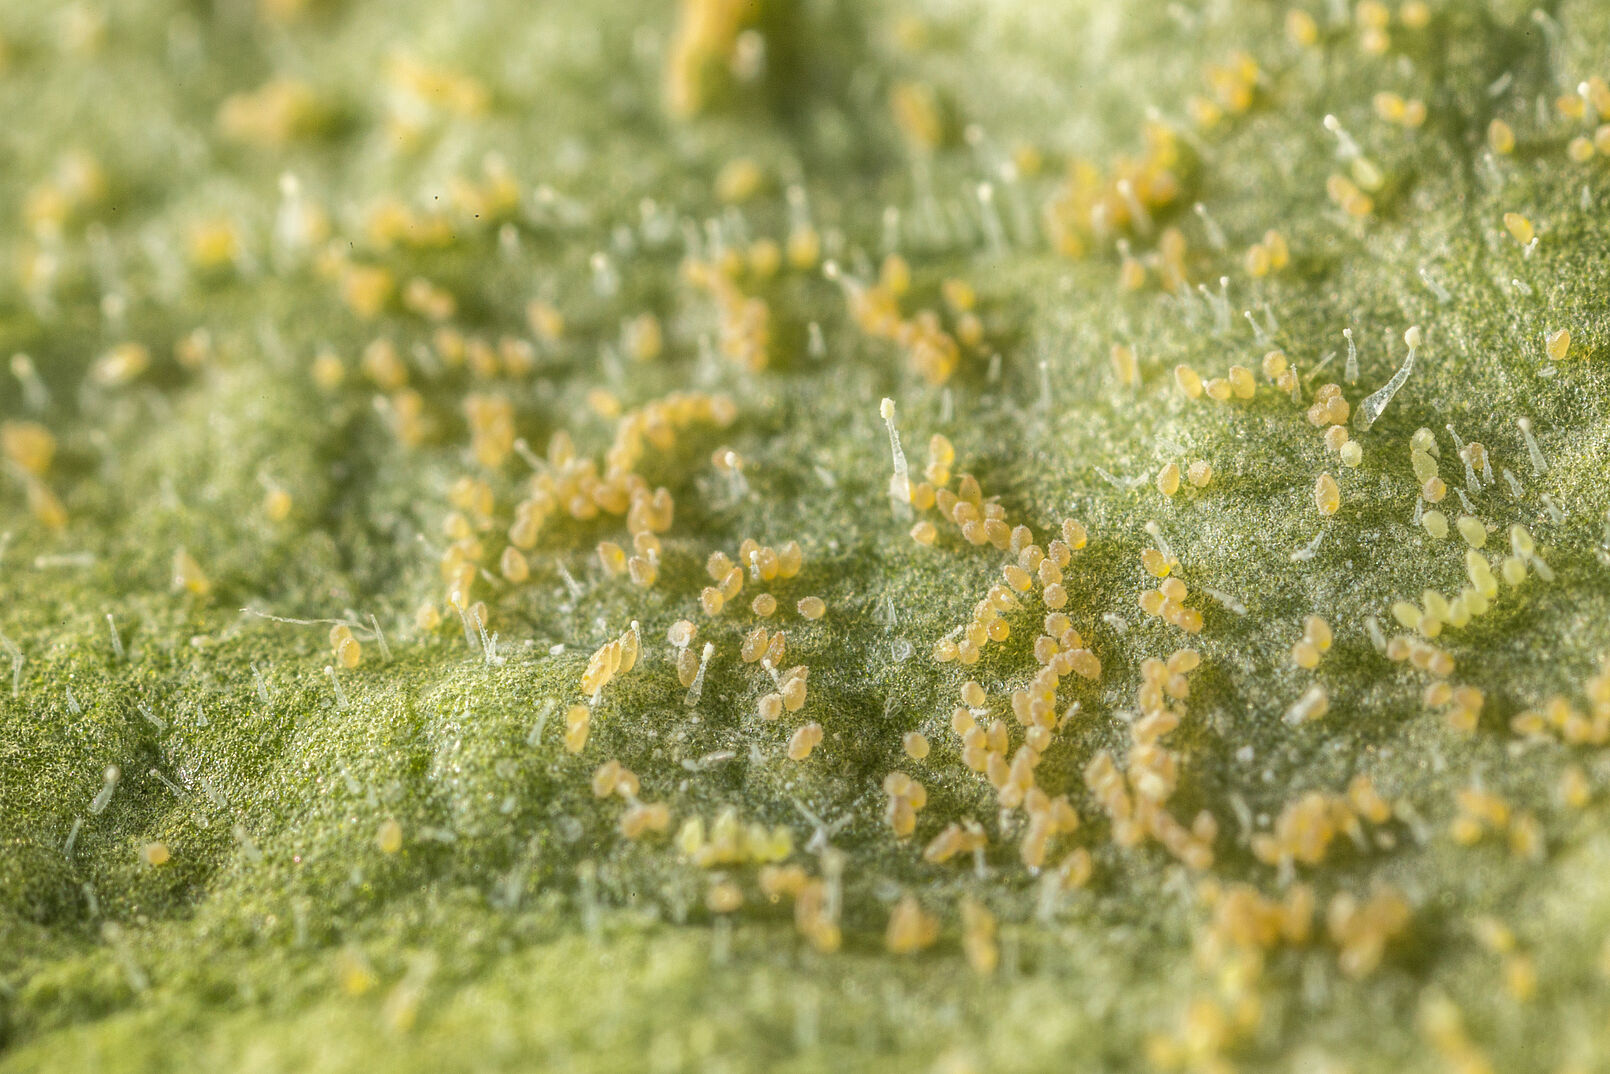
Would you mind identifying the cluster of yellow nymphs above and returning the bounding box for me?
[1511,655,1610,745]
[682,257,772,372]
[1251,776,1392,870]
[1556,74,1610,163]
[1386,527,1547,694]
[1449,785,1542,861]
[678,808,793,868]
[1173,360,1256,404]
[1189,51,1261,129]
[425,388,736,625]
[882,772,928,838]
[1327,887,1411,978]
[829,260,972,385]
[1085,650,1215,870]
[757,863,842,953]
[923,817,988,865]
[1044,120,1184,261]
[592,759,672,839]
[1289,615,1332,669]
[580,623,641,702]
[1137,542,1205,635]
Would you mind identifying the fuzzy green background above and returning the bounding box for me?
[4,1,1610,1071]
